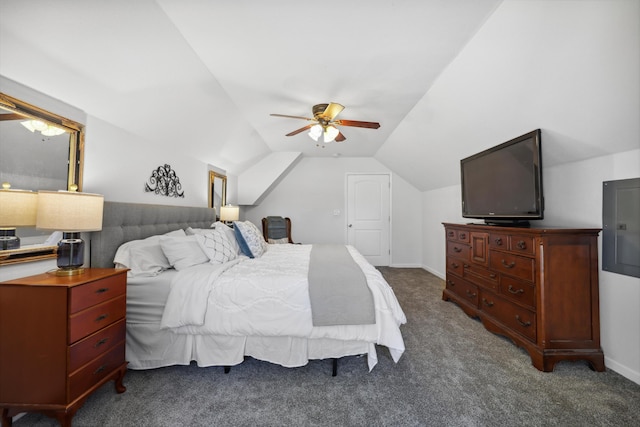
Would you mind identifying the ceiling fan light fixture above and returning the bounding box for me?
[308,124,323,142]
[20,120,66,136]
[323,125,339,143]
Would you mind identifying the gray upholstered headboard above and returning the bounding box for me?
[90,201,217,268]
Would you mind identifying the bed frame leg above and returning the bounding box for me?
[332,358,338,377]
[223,366,231,374]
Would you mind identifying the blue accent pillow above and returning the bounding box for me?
[233,221,267,258]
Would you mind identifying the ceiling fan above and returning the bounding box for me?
[270,103,380,145]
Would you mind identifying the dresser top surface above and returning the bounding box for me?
[0,268,126,287]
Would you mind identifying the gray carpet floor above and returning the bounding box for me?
[14,267,640,426]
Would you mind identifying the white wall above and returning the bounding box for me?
[83,116,211,206]
[242,157,423,267]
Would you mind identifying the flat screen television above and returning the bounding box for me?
[460,129,543,226]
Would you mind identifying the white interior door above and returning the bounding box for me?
[347,174,390,266]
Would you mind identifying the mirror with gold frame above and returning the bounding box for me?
[208,171,227,219]
[0,92,85,265]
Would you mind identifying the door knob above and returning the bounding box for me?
[348,224,353,228]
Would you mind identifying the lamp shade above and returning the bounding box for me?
[0,185,38,227]
[220,205,239,222]
[36,190,104,232]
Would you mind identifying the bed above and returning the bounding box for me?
[90,202,406,373]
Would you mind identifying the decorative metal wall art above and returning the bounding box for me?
[144,164,185,198]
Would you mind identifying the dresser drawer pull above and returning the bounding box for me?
[482,298,494,307]
[451,262,459,268]
[494,238,503,246]
[453,246,462,253]
[516,240,527,250]
[501,260,516,269]
[515,315,531,327]
[508,285,524,295]
[94,365,106,375]
[463,264,469,268]
[466,290,477,298]
[447,231,455,238]
[94,338,109,348]
[95,314,109,322]
[489,273,497,279]
[95,287,110,294]
[447,280,455,286]
[459,233,466,239]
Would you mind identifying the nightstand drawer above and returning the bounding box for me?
[69,296,126,344]
[69,342,125,402]
[69,319,126,373]
[69,275,126,314]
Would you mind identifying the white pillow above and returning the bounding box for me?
[160,235,209,270]
[185,227,215,236]
[233,220,267,258]
[113,229,186,277]
[195,229,238,264]
[212,221,241,255]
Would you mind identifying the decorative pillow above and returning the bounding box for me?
[212,221,241,255]
[195,229,238,265]
[113,229,186,277]
[160,235,209,271]
[268,237,290,244]
[233,220,267,258]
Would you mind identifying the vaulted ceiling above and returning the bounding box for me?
[0,0,502,183]
[2,1,636,194]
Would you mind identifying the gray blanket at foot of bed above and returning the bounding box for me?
[308,244,375,326]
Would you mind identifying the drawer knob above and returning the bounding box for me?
[453,246,462,253]
[459,233,466,239]
[494,238,503,246]
[489,273,497,279]
[482,298,494,307]
[508,285,524,295]
[451,262,459,268]
[94,338,109,348]
[447,280,455,286]
[501,259,516,269]
[95,314,109,322]
[515,315,531,327]
[96,287,110,294]
[516,240,527,250]
[94,365,106,375]
[466,290,477,298]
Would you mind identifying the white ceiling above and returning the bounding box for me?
[0,0,502,178]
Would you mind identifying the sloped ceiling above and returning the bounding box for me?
[0,0,501,181]
[2,1,636,194]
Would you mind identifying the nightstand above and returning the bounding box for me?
[0,268,128,427]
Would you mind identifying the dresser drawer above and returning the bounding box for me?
[69,342,126,402]
[446,256,466,277]
[500,276,535,310]
[69,296,126,344]
[490,251,534,282]
[509,236,535,255]
[447,241,470,262]
[69,275,126,314]
[480,291,536,342]
[463,264,498,292]
[69,319,126,373]
[446,275,479,307]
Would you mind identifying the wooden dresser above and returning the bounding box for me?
[442,223,604,372]
[0,268,128,427]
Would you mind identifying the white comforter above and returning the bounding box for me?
[160,244,406,367]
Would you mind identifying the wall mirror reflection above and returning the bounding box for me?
[0,92,85,264]
[208,171,227,219]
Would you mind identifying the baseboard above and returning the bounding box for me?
[604,356,640,385]
[422,265,445,280]
[388,263,423,268]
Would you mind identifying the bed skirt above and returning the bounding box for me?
[126,322,375,371]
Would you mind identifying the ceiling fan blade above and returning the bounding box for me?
[0,113,26,121]
[270,113,315,121]
[286,124,313,137]
[335,119,380,129]
[322,103,345,121]
[335,132,346,142]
